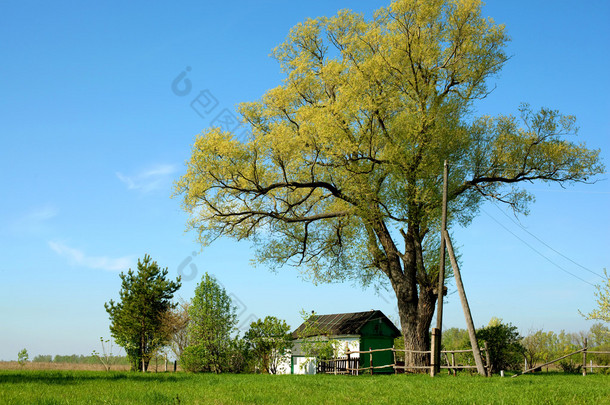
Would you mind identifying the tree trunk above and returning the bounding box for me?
[379,223,438,370]
[416,287,437,364]
[395,284,437,369]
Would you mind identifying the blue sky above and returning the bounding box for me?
[1,1,608,361]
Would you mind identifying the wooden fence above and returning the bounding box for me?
[317,357,360,375]
[317,345,491,376]
[440,345,491,376]
[317,339,610,377]
[515,338,610,377]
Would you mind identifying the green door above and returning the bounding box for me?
[360,336,394,373]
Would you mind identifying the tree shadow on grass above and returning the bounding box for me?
[0,371,185,385]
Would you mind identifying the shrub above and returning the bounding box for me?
[181,337,250,373]
[244,316,292,374]
[476,321,524,373]
[33,355,53,363]
[558,361,582,374]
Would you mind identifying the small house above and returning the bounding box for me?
[279,310,401,374]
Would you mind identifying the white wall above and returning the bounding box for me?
[275,351,292,375]
[276,335,361,375]
[334,336,360,358]
[292,356,317,375]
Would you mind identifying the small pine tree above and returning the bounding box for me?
[17,349,28,367]
[105,255,181,371]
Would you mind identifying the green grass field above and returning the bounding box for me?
[0,370,608,404]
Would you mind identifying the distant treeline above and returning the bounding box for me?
[32,354,130,365]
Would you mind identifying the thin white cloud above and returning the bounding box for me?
[116,164,178,193]
[8,205,59,235]
[27,206,59,222]
[49,241,132,272]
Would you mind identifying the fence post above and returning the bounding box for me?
[484,342,491,377]
[393,345,397,375]
[347,345,351,375]
[369,347,373,375]
[451,352,456,376]
[431,328,440,377]
[582,338,587,377]
[173,360,177,373]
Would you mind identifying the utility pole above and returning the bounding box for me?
[443,229,487,376]
[432,160,448,376]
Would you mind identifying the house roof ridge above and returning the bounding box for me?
[291,309,399,339]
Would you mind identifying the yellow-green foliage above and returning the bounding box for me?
[583,269,610,323]
[175,0,602,290]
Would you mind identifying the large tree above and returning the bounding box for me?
[175,0,603,365]
[105,255,181,371]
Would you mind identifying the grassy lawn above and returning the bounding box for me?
[0,370,608,404]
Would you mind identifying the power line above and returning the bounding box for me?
[449,162,581,174]
[446,163,608,189]
[481,209,596,287]
[491,203,604,279]
[525,188,610,195]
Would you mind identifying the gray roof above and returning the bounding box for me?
[292,310,401,339]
